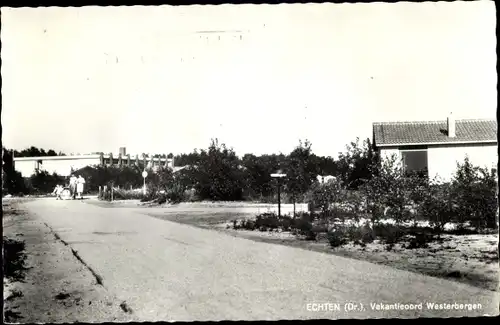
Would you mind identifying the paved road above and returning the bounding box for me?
[22,198,498,321]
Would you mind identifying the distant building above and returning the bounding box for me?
[316,175,336,184]
[372,114,497,182]
[13,147,175,177]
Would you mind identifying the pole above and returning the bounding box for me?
[277,179,281,218]
[143,177,146,196]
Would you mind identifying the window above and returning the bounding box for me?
[401,150,428,177]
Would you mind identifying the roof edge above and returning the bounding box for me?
[373,118,497,126]
[375,140,498,148]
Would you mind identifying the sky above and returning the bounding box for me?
[1,1,497,158]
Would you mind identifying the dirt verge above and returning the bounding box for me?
[2,198,136,323]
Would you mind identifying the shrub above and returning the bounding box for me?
[361,154,415,225]
[29,170,65,194]
[239,219,256,230]
[255,213,281,231]
[373,223,405,244]
[163,182,186,204]
[451,157,498,231]
[292,212,314,234]
[327,226,348,247]
[346,224,363,243]
[418,182,453,235]
[308,178,345,222]
[183,188,198,202]
[406,232,433,249]
[140,190,157,202]
[360,222,376,244]
[111,188,144,200]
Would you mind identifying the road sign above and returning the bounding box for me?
[142,171,148,178]
[271,173,286,178]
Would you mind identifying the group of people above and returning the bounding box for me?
[53,174,86,200]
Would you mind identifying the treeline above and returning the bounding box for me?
[98,138,378,204]
[2,137,379,201]
[12,146,66,157]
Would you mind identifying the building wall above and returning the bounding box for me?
[379,143,497,182]
[427,143,497,182]
[379,148,401,162]
[15,157,101,177]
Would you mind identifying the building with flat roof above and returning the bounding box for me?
[12,147,175,177]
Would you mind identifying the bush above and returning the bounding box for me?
[156,193,167,204]
[163,182,186,204]
[373,223,405,244]
[292,212,314,237]
[451,157,498,231]
[255,213,281,231]
[29,170,65,194]
[236,219,256,230]
[327,226,348,247]
[112,188,144,200]
[418,182,453,235]
[406,232,433,249]
[361,154,416,225]
[360,222,376,244]
[308,178,345,222]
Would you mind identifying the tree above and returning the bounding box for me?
[418,181,453,236]
[313,155,338,177]
[174,151,201,167]
[362,153,413,225]
[241,153,279,200]
[13,147,65,157]
[194,139,244,201]
[337,138,379,189]
[451,156,498,230]
[285,140,317,217]
[29,170,65,194]
[2,147,28,195]
[308,177,344,224]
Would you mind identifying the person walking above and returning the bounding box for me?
[76,175,86,200]
[69,174,77,199]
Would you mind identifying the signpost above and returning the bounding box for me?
[270,171,287,218]
[142,170,148,195]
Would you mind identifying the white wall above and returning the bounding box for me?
[379,148,403,169]
[379,144,498,182]
[428,144,497,182]
[14,160,39,178]
[15,157,101,177]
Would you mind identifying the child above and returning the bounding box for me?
[53,184,63,200]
